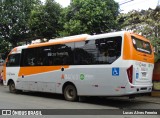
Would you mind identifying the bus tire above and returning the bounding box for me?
[64,84,78,101]
[9,81,20,93]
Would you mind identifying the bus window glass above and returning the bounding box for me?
[52,44,74,65]
[21,48,36,66]
[7,54,20,67]
[96,37,121,64]
[74,36,122,65]
[21,43,74,66]
[132,36,152,54]
[22,37,121,66]
[74,40,98,64]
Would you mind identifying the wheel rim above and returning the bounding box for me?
[10,82,15,92]
[66,87,75,99]
[64,85,78,101]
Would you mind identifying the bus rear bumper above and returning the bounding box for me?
[125,84,152,95]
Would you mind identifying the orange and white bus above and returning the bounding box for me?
[3,31,154,101]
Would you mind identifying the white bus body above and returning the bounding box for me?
[3,31,154,101]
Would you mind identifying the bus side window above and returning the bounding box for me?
[74,40,98,65]
[107,49,116,64]
[52,44,73,65]
[96,36,122,64]
[21,48,36,66]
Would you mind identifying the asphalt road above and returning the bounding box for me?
[0,85,159,118]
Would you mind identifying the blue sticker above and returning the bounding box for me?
[136,73,139,79]
[112,68,119,76]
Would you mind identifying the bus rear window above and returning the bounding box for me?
[131,36,152,54]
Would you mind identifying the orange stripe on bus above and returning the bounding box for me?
[18,66,69,77]
[2,63,6,81]
[28,37,87,48]
[123,32,154,64]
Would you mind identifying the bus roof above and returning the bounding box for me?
[130,32,150,42]
[88,31,126,40]
[10,31,150,54]
[28,34,90,48]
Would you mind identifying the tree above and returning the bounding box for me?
[29,0,62,40]
[0,0,41,47]
[0,38,10,53]
[60,0,119,36]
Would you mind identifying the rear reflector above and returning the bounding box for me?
[127,65,133,84]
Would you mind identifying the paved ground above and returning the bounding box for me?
[110,95,160,105]
[0,84,159,118]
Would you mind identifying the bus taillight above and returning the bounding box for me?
[127,65,133,84]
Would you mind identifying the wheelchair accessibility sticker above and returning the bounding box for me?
[112,68,120,76]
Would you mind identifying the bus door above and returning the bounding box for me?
[6,54,21,85]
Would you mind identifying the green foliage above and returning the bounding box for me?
[155,53,160,62]
[29,0,62,39]
[0,0,119,54]
[0,0,41,47]
[0,37,11,59]
[60,0,119,36]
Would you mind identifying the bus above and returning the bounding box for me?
[3,31,154,101]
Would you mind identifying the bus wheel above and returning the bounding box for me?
[64,84,78,101]
[9,81,17,93]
